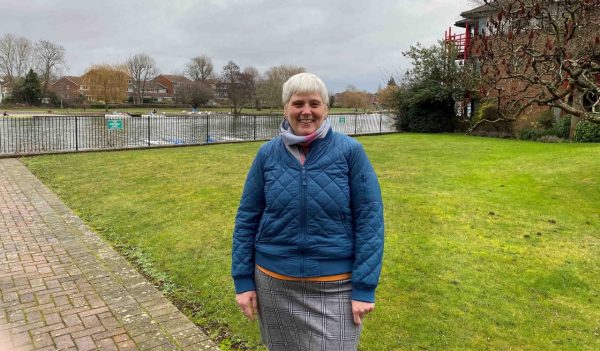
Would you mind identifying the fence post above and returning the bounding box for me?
[253,115,257,140]
[354,114,357,135]
[75,117,79,151]
[379,113,382,133]
[206,115,209,142]
[147,114,151,146]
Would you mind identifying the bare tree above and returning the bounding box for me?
[185,55,214,81]
[220,61,243,114]
[34,40,66,93]
[256,64,305,112]
[474,0,600,133]
[14,36,33,79]
[0,34,34,83]
[175,81,213,108]
[242,66,259,109]
[219,61,257,114]
[377,84,402,111]
[127,53,158,105]
[337,89,373,110]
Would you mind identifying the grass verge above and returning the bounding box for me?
[22,134,600,350]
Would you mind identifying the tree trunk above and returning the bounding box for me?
[569,114,582,139]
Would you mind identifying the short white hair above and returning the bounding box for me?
[282,73,329,106]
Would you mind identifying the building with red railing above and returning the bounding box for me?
[444,3,496,61]
[442,3,498,117]
[445,1,600,123]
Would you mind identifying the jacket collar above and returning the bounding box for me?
[279,128,334,168]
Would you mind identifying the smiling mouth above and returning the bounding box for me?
[299,119,314,123]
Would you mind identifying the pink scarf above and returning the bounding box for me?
[280,118,331,164]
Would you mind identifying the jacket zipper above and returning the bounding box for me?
[301,166,307,275]
[291,134,327,276]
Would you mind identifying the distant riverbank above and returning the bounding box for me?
[0,106,383,118]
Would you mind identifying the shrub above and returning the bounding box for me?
[536,110,555,129]
[469,101,513,138]
[538,135,563,143]
[551,115,572,139]
[473,101,500,123]
[515,113,570,141]
[519,128,544,140]
[405,99,454,133]
[470,122,514,138]
[575,121,600,142]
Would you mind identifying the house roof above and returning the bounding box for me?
[146,80,168,90]
[460,3,497,19]
[455,0,515,27]
[130,80,168,90]
[459,0,543,19]
[61,76,82,85]
[157,74,192,83]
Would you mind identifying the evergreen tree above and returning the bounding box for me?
[14,69,42,105]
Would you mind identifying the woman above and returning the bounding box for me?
[232,73,384,350]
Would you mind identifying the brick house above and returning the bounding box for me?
[49,76,85,105]
[127,80,173,102]
[154,75,192,95]
[0,78,11,104]
[156,75,217,105]
[49,73,218,105]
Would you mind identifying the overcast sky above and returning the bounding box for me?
[1,0,475,93]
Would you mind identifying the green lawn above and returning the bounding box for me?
[22,134,600,350]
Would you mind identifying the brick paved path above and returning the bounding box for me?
[0,158,220,350]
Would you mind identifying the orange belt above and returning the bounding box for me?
[257,265,351,282]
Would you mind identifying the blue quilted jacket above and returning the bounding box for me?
[232,129,384,302]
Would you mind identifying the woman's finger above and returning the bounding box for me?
[352,311,362,325]
[242,303,255,320]
[236,291,257,321]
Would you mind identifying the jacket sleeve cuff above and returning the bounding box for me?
[234,277,256,294]
[351,286,376,303]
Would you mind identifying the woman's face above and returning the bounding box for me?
[284,92,328,136]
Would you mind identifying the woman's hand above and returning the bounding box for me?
[351,300,374,325]
[236,291,258,321]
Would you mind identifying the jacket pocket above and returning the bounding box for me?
[339,213,353,241]
[256,216,272,243]
[361,172,382,204]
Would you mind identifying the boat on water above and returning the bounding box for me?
[104,111,131,119]
[139,137,186,146]
[207,135,245,143]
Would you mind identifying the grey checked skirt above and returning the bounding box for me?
[255,268,362,351]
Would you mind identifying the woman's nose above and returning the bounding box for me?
[301,105,312,115]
